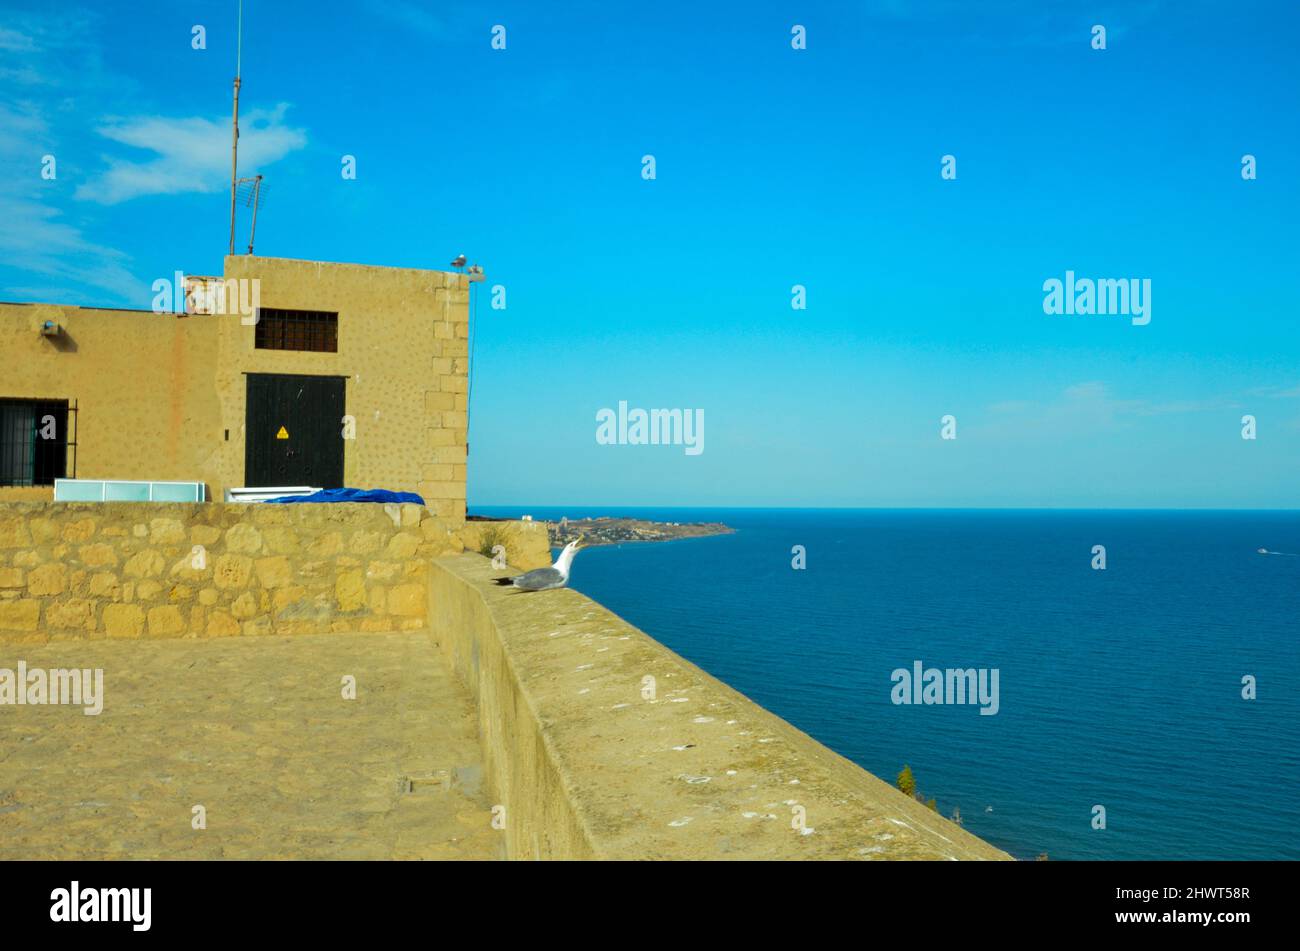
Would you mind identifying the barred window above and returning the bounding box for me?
[254,308,338,353]
[0,399,68,486]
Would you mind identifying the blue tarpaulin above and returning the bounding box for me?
[263,488,426,505]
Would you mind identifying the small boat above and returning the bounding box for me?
[1257,548,1269,554]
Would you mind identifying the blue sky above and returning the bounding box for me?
[2,1,1297,507]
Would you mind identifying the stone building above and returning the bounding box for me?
[0,259,1009,864]
[0,256,468,520]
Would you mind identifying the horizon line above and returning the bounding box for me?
[469,504,1300,513]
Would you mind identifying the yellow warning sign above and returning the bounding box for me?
[275,426,289,440]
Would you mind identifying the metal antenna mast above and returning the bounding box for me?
[228,0,243,256]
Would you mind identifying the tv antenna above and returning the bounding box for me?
[235,175,268,254]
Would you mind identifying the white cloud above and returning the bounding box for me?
[0,194,142,303]
[0,7,308,305]
[979,381,1237,440]
[366,0,494,40]
[864,0,1169,47]
[372,0,444,36]
[0,100,48,154]
[0,8,106,88]
[0,27,39,53]
[0,8,137,303]
[1248,383,1300,399]
[75,104,308,205]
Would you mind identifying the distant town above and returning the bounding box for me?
[546,515,734,548]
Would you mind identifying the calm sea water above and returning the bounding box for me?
[475,507,1300,860]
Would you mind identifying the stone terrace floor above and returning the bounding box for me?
[0,632,501,859]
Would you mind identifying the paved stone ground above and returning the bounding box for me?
[0,633,502,859]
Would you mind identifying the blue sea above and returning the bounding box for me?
[475,507,1300,860]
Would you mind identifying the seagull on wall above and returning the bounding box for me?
[493,540,584,591]
[450,254,467,270]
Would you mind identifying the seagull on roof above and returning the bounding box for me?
[493,539,584,591]
[450,254,467,269]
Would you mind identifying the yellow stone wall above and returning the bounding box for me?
[0,303,222,498]
[0,256,469,519]
[0,503,546,641]
[429,553,1013,861]
[218,257,469,520]
[455,519,551,570]
[0,501,468,641]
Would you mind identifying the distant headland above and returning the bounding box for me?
[547,515,734,548]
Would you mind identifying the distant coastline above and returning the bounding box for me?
[465,513,734,548]
[549,515,734,548]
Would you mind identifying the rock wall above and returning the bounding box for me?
[0,501,468,641]
[429,552,1012,861]
[454,519,551,571]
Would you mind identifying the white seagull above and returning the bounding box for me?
[493,540,584,591]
